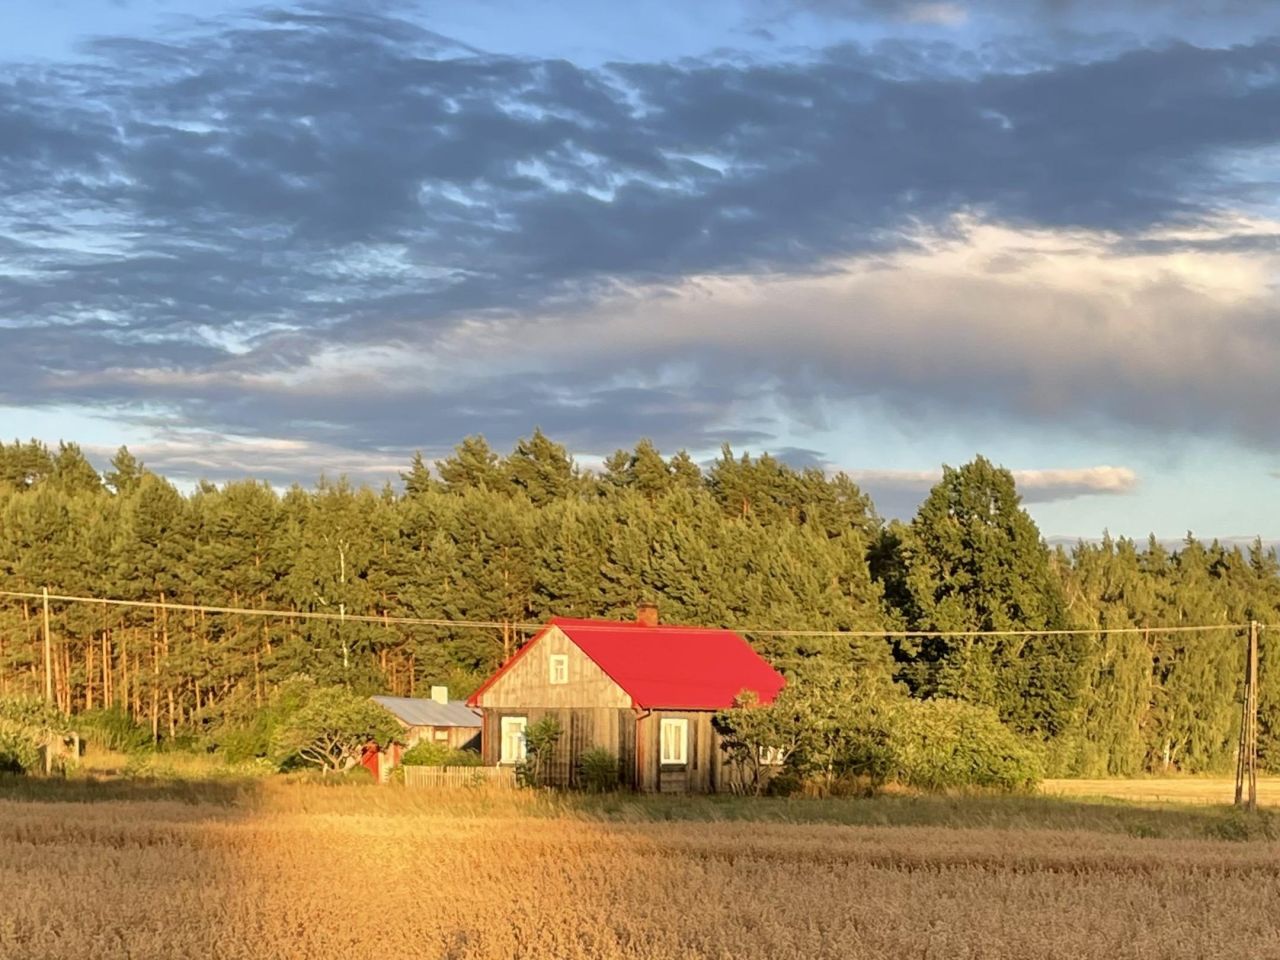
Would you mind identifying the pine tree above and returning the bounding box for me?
[504,429,576,506]
[105,446,145,496]
[399,452,435,498]
[900,456,1082,741]
[437,436,502,493]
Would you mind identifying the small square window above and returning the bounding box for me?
[549,653,568,685]
[660,718,688,765]
[758,745,786,766]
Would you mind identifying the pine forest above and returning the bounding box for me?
[2,432,1278,778]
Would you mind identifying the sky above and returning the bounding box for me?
[2,0,1279,540]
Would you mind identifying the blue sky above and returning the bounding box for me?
[3,0,1279,540]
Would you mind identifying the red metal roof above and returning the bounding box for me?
[468,616,785,710]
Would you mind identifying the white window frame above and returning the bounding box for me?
[549,653,569,685]
[500,716,527,765]
[758,745,787,766]
[659,717,688,765]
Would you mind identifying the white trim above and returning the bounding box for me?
[500,716,527,764]
[549,653,568,685]
[660,717,688,765]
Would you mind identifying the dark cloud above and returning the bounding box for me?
[3,6,1280,472]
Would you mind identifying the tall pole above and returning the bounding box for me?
[1248,620,1259,812]
[41,586,53,703]
[1236,620,1260,811]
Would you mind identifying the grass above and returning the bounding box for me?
[2,776,1280,958]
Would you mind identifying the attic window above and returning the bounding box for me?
[549,653,568,685]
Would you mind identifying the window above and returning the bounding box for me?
[549,653,568,685]
[758,745,787,766]
[660,718,688,765]
[433,728,450,743]
[500,716,527,764]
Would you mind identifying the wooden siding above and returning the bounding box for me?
[636,710,743,793]
[474,626,631,710]
[481,706,636,788]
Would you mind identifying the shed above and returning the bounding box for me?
[467,605,785,793]
[363,687,482,780]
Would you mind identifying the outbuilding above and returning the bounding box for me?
[362,687,481,780]
[466,605,785,792]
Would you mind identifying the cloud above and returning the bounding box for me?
[2,7,1280,479]
[847,464,1138,518]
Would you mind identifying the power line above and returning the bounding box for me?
[0,588,1261,639]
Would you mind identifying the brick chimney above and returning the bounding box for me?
[430,685,449,705]
[636,602,659,627]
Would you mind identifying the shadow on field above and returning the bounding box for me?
[546,790,1280,842]
[0,772,262,806]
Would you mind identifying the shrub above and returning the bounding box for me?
[0,697,79,774]
[576,747,619,792]
[78,707,152,754]
[401,740,483,767]
[270,684,402,773]
[882,699,1043,791]
[515,716,563,788]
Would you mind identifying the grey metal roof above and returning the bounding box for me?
[370,696,481,728]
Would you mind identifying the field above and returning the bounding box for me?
[2,780,1279,960]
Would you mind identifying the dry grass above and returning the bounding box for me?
[1043,776,1280,807]
[2,781,1279,959]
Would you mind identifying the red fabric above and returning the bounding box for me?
[552,617,785,710]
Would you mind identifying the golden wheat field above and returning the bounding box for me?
[2,782,1279,960]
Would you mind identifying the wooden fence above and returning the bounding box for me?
[402,765,517,790]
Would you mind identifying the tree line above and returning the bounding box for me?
[0,433,1277,776]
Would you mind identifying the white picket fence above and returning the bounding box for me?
[402,765,517,790]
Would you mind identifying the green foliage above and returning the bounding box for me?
[78,707,151,754]
[270,684,402,773]
[515,716,563,788]
[576,746,619,792]
[898,457,1084,747]
[880,699,1044,791]
[718,674,1040,794]
[400,740,482,767]
[0,697,77,774]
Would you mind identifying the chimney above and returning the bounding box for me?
[430,685,449,705]
[636,602,659,627]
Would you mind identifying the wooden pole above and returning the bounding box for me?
[1248,620,1259,812]
[41,587,53,703]
[1236,620,1260,810]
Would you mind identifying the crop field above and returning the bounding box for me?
[2,782,1279,960]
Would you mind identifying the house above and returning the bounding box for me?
[466,604,786,793]
[362,687,481,781]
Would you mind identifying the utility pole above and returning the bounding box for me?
[1235,620,1259,811]
[41,586,53,703]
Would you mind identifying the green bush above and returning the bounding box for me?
[401,740,483,767]
[882,699,1043,791]
[0,697,77,775]
[515,716,563,788]
[79,707,152,754]
[576,747,619,792]
[0,722,39,773]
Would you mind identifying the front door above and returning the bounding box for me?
[500,716,527,765]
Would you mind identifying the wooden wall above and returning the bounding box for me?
[474,627,631,710]
[635,710,735,793]
[481,706,636,788]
